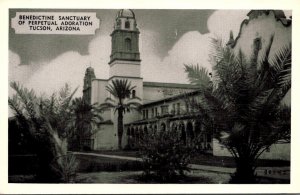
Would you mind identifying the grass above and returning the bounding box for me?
[75,154,143,172]
[75,171,221,184]
[84,150,290,168]
[9,153,290,183]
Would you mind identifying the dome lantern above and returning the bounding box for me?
[114,9,138,31]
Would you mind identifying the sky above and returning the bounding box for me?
[9,9,292,98]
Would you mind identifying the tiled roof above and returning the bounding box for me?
[142,90,201,107]
[143,81,199,89]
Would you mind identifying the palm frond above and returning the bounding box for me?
[99,102,116,110]
[269,44,291,90]
[106,79,136,101]
[104,97,116,103]
[184,64,211,89]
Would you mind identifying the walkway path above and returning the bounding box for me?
[73,152,290,180]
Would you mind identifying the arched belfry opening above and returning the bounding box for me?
[125,20,130,29]
[125,38,132,51]
[132,90,136,98]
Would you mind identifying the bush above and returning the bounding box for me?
[138,130,194,182]
[51,153,79,183]
[8,82,79,183]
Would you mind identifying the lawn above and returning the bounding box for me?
[85,150,290,168]
[9,152,290,183]
[76,154,142,172]
[72,151,290,184]
[75,170,230,184]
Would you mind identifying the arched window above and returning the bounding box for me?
[187,122,194,140]
[194,120,201,136]
[132,90,136,98]
[125,21,130,29]
[127,128,130,136]
[125,38,132,51]
[253,37,262,52]
[144,126,148,134]
[179,123,186,145]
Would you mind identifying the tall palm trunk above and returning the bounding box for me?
[117,108,124,150]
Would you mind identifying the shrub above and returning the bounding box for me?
[138,129,194,182]
[8,82,79,183]
[51,153,79,183]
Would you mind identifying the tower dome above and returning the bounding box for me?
[113,9,138,31]
[116,9,135,19]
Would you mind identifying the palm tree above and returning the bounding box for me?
[69,97,103,151]
[100,79,141,150]
[184,36,291,183]
[8,82,78,182]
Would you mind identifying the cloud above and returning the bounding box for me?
[9,10,251,98]
[9,32,111,97]
[88,33,111,79]
[150,31,212,84]
[9,50,40,95]
[207,10,249,42]
[25,51,88,97]
[141,10,249,84]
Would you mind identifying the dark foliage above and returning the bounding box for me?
[184,36,291,183]
[138,129,194,182]
[68,97,102,151]
[8,82,79,183]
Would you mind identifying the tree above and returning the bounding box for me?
[69,97,103,151]
[8,82,78,182]
[184,36,291,183]
[100,79,141,150]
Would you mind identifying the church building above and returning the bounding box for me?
[83,9,206,151]
[82,9,291,160]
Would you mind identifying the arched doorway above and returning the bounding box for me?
[194,120,203,150]
[126,127,131,148]
[194,120,201,137]
[160,122,166,132]
[144,126,148,134]
[179,123,186,145]
[149,125,153,134]
[154,124,158,132]
[127,127,130,136]
[171,123,177,131]
[135,127,139,147]
[130,127,135,149]
[186,121,194,140]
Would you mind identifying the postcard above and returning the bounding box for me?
[1,0,300,194]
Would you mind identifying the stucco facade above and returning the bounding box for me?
[83,9,291,160]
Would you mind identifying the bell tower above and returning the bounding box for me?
[83,66,96,104]
[107,9,143,149]
[109,9,141,78]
